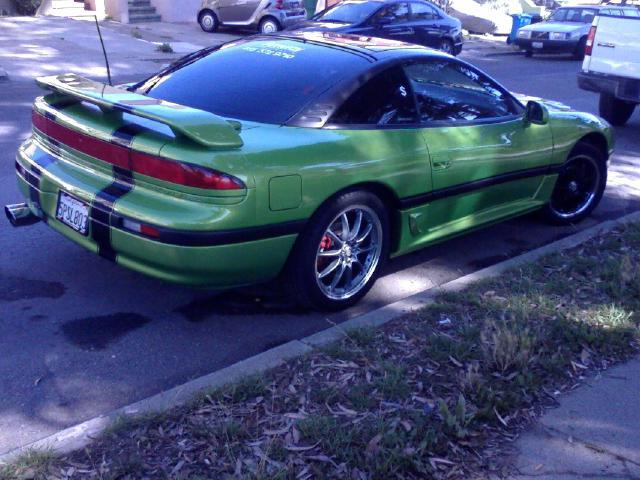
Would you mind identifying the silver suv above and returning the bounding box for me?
[198,0,308,33]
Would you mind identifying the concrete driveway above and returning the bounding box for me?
[1,21,639,454]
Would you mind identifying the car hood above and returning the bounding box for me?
[521,22,586,33]
[286,20,353,31]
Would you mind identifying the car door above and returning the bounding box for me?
[401,58,554,240]
[369,2,415,42]
[407,1,442,48]
[218,0,263,22]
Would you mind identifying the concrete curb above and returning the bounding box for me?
[0,67,8,82]
[2,210,639,464]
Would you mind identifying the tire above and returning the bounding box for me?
[573,36,587,61]
[439,38,455,55]
[259,17,280,34]
[599,93,636,126]
[543,143,607,225]
[198,10,219,33]
[524,50,533,57]
[286,190,390,311]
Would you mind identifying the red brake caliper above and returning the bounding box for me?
[320,235,333,251]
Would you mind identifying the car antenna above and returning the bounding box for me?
[94,15,112,86]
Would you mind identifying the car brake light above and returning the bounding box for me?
[130,151,245,190]
[585,26,597,56]
[32,112,245,191]
[275,0,284,9]
[122,218,161,238]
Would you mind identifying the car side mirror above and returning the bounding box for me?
[524,100,549,125]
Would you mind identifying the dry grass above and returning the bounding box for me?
[2,223,639,480]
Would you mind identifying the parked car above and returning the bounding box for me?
[197,0,307,34]
[514,5,623,59]
[578,8,640,125]
[6,32,612,310]
[288,0,463,55]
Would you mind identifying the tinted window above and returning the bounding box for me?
[316,1,381,23]
[404,60,517,123]
[372,2,410,24]
[331,66,417,125]
[550,7,597,22]
[411,2,438,20]
[134,39,365,124]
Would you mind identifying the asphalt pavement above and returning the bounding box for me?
[1,42,639,454]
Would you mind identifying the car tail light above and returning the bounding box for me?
[130,151,245,190]
[122,218,161,238]
[275,0,284,9]
[32,112,246,191]
[585,26,597,56]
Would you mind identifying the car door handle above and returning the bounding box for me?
[432,158,451,170]
[597,42,615,48]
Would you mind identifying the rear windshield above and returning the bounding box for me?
[134,38,366,124]
[315,2,381,23]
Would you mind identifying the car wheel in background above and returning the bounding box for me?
[198,10,219,32]
[544,143,607,225]
[259,17,281,33]
[524,50,533,57]
[573,36,587,61]
[439,38,455,55]
[599,93,636,126]
[286,190,390,311]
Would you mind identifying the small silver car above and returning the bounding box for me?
[198,0,308,33]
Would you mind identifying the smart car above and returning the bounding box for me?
[6,32,613,310]
[198,0,307,33]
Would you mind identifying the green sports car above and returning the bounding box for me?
[6,32,613,310]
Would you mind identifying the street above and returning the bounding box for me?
[1,39,639,455]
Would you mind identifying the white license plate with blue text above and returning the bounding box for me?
[532,42,543,49]
[56,191,89,236]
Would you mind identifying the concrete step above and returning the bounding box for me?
[128,0,153,6]
[128,13,162,23]
[51,0,85,7]
[129,6,157,15]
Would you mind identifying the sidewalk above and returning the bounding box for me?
[510,358,640,479]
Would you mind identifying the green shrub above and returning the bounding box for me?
[12,0,42,15]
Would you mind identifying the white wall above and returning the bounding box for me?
[104,0,129,22]
[150,0,201,22]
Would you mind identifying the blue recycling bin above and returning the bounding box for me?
[507,14,532,44]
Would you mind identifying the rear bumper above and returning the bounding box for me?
[515,38,578,54]
[274,11,307,27]
[13,140,301,288]
[577,71,640,103]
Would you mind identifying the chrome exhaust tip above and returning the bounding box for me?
[4,203,41,227]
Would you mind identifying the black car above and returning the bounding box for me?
[288,0,463,55]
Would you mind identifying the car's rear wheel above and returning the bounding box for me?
[287,191,389,311]
[259,17,280,33]
[599,93,636,126]
[573,36,587,60]
[544,143,606,225]
[524,50,533,57]
[199,10,219,32]
[439,38,455,55]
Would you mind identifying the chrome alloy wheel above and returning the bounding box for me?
[201,13,215,29]
[549,155,601,219]
[315,205,383,301]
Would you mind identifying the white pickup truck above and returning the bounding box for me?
[577,9,640,126]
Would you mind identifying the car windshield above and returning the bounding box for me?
[133,38,366,124]
[315,1,382,23]
[549,7,597,23]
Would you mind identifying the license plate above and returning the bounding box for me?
[56,191,90,236]
[532,42,543,49]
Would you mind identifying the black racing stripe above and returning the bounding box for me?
[90,125,139,261]
[113,215,307,247]
[399,165,559,210]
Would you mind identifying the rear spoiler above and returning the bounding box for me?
[35,73,243,150]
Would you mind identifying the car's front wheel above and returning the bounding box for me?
[543,143,607,225]
[287,191,389,311]
[199,10,219,32]
[599,93,636,126]
[259,17,281,34]
[439,38,455,55]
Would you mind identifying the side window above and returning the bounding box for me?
[330,66,417,126]
[372,2,410,24]
[404,60,518,123]
[411,2,438,20]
